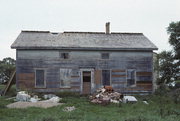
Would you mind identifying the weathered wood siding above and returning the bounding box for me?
[16,49,153,94]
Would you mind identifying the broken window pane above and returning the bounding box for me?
[60,69,71,87]
[127,69,136,86]
[35,70,45,87]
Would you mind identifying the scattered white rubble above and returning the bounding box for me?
[143,101,149,105]
[123,96,137,103]
[63,106,76,112]
[30,95,40,102]
[43,94,57,99]
[42,96,61,103]
[110,99,119,103]
[7,92,63,108]
[16,91,31,102]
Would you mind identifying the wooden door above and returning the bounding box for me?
[82,71,91,94]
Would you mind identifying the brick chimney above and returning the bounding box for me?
[105,22,110,34]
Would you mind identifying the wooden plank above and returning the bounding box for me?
[3,70,16,96]
[71,82,80,85]
[83,82,91,94]
[71,86,80,89]
[18,74,34,81]
[112,75,126,78]
[94,70,101,84]
[112,69,126,72]
[71,76,80,78]
[136,72,152,76]
[112,81,126,84]
[136,81,152,86]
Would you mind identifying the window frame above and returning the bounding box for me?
[35,68,46,88]
[60,52,70,59]
[126,69,136,87]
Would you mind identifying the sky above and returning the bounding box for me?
[0,0,180,60]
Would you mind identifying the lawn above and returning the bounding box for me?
[0,92,180,121]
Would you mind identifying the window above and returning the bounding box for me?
[61,53,69,59]
[35,69,45,88]
[102,70,111,86]
[101,53,109,59]
[127,69,136,86]
[60,69,71,87]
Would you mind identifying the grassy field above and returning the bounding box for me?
[0,91,180,121]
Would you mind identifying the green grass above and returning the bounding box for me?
[0,94,180,121]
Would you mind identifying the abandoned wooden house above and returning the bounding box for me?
[11,23,158,94]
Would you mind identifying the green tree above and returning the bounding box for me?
[0,57,16,83]
[167,21,180,59]
[158,51,176,84]
[158,21,180,84]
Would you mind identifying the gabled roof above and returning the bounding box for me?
[11,30,158,50]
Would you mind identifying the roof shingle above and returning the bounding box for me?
[11,30,158,50]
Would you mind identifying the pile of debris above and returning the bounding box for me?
[89,86,124,105]
[7,91,62,108]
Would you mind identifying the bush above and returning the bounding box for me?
[155,84,170,95]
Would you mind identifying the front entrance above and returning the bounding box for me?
[82,71,91,94]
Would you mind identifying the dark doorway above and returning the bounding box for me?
[82,71,91,94]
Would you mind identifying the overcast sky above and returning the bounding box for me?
[0,0,180,60]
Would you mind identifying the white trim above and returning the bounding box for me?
[80,69,94,94]
[35,68,46,88]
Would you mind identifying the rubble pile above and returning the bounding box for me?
[63,106,76,112]
[89,86,124,105]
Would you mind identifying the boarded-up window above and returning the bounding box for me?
[127,69,136,86]
[60,69,71,87]
[101,53,109,59]
[102,70,110,86]
[35,70,45,87]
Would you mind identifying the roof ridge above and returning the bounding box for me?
[63,31,105,34]
[63,31,142,35]
[21,30,50,33]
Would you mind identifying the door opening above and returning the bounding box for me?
[82,71,91,94]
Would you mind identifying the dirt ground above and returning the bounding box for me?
[7,101,63,108]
